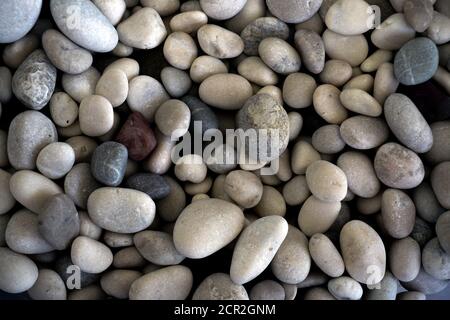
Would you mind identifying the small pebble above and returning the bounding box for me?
[36,142,75,179]
[71,236,113,274]
[91,141,128,186]
[250,280,285,300]
[193,273,249,300]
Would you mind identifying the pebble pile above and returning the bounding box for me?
[0,0,450,301]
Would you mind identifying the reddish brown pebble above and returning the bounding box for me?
[115,112,157,161]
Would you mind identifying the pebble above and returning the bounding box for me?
[325,0,372,35]
[374,62,399,104]
[49,92,79,128]
[311,125,346,154]
[361,50,393,73]
[340,115,389,150]
[294,29,325,74]
[50,0,118,53]
[198,24,244,59]
[401,267,449,295]
[306,160,347,202]
[170,11,208,33]
[2,35,39,69]
[68,285,106,300]
[5,209,54,254]
[79,95,114,137]
[259,37,301,75]
[328,276,363,300]
[200,0,247,20]
[93,0,126,25]
[129,265,193,300]
[382,189,416,239]
[282,175,310,206]
[103,232,133,248]
[427,11,450,45]
[241,17,290,56]
[436,211,450,255]
[156,176,186,222]
[155,99,191,139]
[173,198,245,258]
[141,0,180,16]
[426,121,450,164]
[9,170,62,214]
[309,233,344,277]
[323,30,369,67]
[414,182,445,223]
[71,236,113,274]
[182,96,219,135]
[283,73,317,109]
[431,162,450,209]
[0,67,12,103]
[115,112,156,161]
[90,142,128,186]
[340,89,382,117]
[87,187,155,233]
[250,280,285,300]
[79,211,102,240]
[12,50,56,110]
[36,142,75,179]
[104,58,140,80]
[0,169,16,214]
[238,57,278,86]
[411,217,434,248]
[271,225,311,284]
[394,37,439,86]
[389,237,421,282]
[319,59,353,87]
[422,238,450,280]
[0,0,42,43]
[230,216,288,284]
[0,247,38,294]
[374,143,425,189]
[113,247,146,269]
[224,170,263,208]
[254,186,286,217]
[134,230,184,265]
[100,270,141,300]
[28,269,67,300]
[127,75,169,121]
[126,173,170,200]
[298,195,341,236]
[42,29,93,75]
[291,140,321,175]
[304,287,336,300]
[313,84,348,124]
[403,0,433,32]
[39,194,80,250]
[163,32,197,70]
[266,0,322,23]
[54,255,99,289]
[199,74,252,110]
[174,154,207,184]
[161,67,192,98]
[95,69,129,107]
[193,273,249,300]
[397,291,426,300]
[64,163,100,209]
[62,67,101,103]
[288,112,303,141]
[340,220,386,285]
[371,13,416,50]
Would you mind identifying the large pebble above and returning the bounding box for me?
[325,0,373,35]
[394,37,439,86]
[340,116,389,150]
[294,29,325,74]
[71,236,113,274]
[0,169,15,214]
[371,13,416,50]
[62,67,100,103]
[259,37,301,75]
[309,233,345,277]
[12,50,56,110]
[374,143,425,189]
[271,225,311,284]
[91,142,128,186]
[39,194,80,250]
[126,173,170,201]
[266,0,322,23]
[79,95,114,137]
[36,142,75,179]
[64,163,101,209]
[42,29,93,74]
[173,199,245,259]
[193,273,249,300]
[224,170,263,208]
[9,170,62,214]
[50,0,118,52]
[134,230,184,265]
[6,209,54,254]
[323,30,369,67]
[28,269,67,300]
[306,160,347,202]
[198,24,243,59]
[431,162,450,209]
[199,74,252,110]
[0,247,38,293]
[389,237,421,282]
[0,0,42,43]
[340,220,386,285]
[230,216,288,284]
[381,189,416,239]
[200,0,247,20]
[129,265,193,300]
[298,195,341,236]
[87,187,155,233]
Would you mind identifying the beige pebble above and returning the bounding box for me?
[103,232,133,248]
[238,57,278,86]
[144,130,175,175]
[304,287,336,300]
[95,69,129,107]
[250,280,285,300]
[431,162,450,209]
[259,37,301,75]
[49,92,78,128]
[28,269,67,300]
[275,149,293,182]
[226,0,266,34]
[100,270,141,300]
[224,170,263,208]
[174,154,207,184]
[163,32,198,70]
[295,13,325,34]
[340,89,382,117]
[184,176,213,195]
[427,11,450,45]
[79,95,114,137]
[155,99,190,139]
[170,11,208,33]
[258,85,284,105]
[71,236,113,274]
[190,55,228,83]
[312,125,346,154]
[104,58,140,80]
[57,121,82,138]
[66,136,98,163]
[340,115,389,150]
[2,34,40,69]
[298,195,341,236]
[432,66,450,95]
[62,67,100,103]
[325,0,373,35]
[211,175,234,202]
[193,273,249,300]
[112,42,133,57]
[282,175,310,206]
[291,139,321,175]
[134,230,185,265]
[198,24,244,59]
[320,60,353,87]
[328,276,363,300]
[156,176,186,222]
[389,237,421,282]
[113,247,146,269]
[343,74,374,92]
[361,50,393,73]
[78,211,102,240]
[287,112,303,141]
[283,73,317,109]
[313,84,348,124]
[306,160,348,202]
[230,216,288,284]
[371,13,416,50]
[323,29,369,67]
[309,233,345,277]
[356,193,382,215]
[254,186,286,217]
[382,189,416,238]
[161,67,192,98]
[374,62,399,104]
[93,0,126,25]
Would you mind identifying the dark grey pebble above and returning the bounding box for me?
[401,268,449,295]
[64,163,101,209]
[55,255,99,288]
[182,96,219,135]
[126,173,171,201]
[12,49,57,110]
[394,37,439,86]
[39,194,80,250]
[0,0,42,43]
[411,217,434,248]
[91,142,128,187]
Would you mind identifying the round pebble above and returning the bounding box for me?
[340,115,389,150]
[431,162,450,209]
[306,160,348,202]
[91,142,128,186]
[259,37,301,75]
[325,0,372,35]
[198,24,244,59]
[28,269,67,300]
[155,99,191,139]
[95,69,129,107]
[62,67,100,103]
[134,230,184,265]
[0,247,38,294]
[200,0,247,20]
[71,236,113,274]
[298,195,341,236]
[36,142,75,179]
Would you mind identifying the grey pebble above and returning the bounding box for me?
[182,95,219,135]
[0,67,12,103]
[7,111,58,170]
[12,50,57,110]
[126,173,171,200]
[0,0,42,43]
[64,163,101,209]
[39,194,80,250]
[294,29,325,74]
[91,142,128,186]
[394,37,439,86]
[266,0,322,24]
[401,268,449,295]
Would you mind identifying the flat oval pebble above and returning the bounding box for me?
[126,173,170,200]
[0,247,38,294]
[39,194,80,250]
[340,89,382,117]
[298,195,341,236]
[95,69,129,107]
[134,230,184,265]
[9,170,62,214]
[340,220,386,284]
[173,199,245,259]
[325,0,372,35]
[266,0,322,24]
[62,67,100,103]
[394,37,439,86]
[12,50,56,110]
[87,187,156,233]
[91,142,128,186]
[200,0,247,20]
[115,112,156,161]
[389,237,421,282]
[340,116,389,149]
[193,273,249,300]
[309,233,345,277]
[71,236,113,274]
[42,29,93,74]
[50,0,118,52]
[250,280,285,300]
[28,269,67,300]
[328,276,363,300]
[371,13,416,50]
[64,163,101,209]
[129,265,193,300]
[230,216,288,284]
[198,24,244,59]
[0,0,42,43]
[306,160,347,202]
[374,142,425,189]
